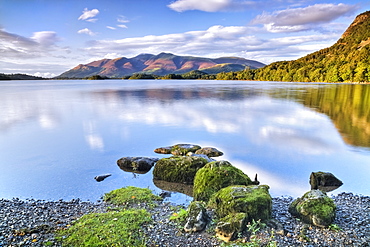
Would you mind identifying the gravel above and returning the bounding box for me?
[0,192,369,246]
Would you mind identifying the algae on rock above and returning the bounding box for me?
[193,160,252,202]
[153,156,208,184]
[154,144,201,156]
[208,185,272,223]
[289,189,336,227]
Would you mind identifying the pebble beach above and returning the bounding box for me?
[0,192,369,246]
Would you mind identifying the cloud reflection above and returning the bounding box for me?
[228,158,308,197]
[91,90,344,155]
[83,121,104,151]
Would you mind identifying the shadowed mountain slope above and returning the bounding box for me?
[57,53,265,78]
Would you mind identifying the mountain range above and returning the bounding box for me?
[57,53,265,78]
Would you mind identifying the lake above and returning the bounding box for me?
[0,79,369,203]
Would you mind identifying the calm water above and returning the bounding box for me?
[0,80,369,203]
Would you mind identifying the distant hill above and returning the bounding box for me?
[0,73,44,80]
[222,11,370,83]
[56,53,265,78]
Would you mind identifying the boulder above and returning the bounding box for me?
[184,201,209,232]
[215,213,247,242]
[117,157,158,173]
[153,156,208,184]
[288,190,336,227]
[193,160,252,202]
[208,185,272,222]
[195,147,224,157]
[154,144,201,156]
[310,171,343,192]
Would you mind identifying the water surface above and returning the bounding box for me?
[0,80,369,202]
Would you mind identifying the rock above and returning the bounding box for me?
[159,191,171,199]
[194,147,224,157]
[208,185,272,222]
[94,174,112,182]
[288,190,336,227]
[184,201,209,233]
[267,219,285,236]
[310,171,343,192]
[117,157,158,173]
[186,153,215,163]
[193,160,252,202]
[154,144,201,156]
[153,156,208,184]
[215,213,247,242]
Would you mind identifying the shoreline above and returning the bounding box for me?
[0,192,369,246]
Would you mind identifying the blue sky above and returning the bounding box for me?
[1,0,369,77]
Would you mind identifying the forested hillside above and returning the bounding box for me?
[218,11,370,83]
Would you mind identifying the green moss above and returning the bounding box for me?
[193,160,252,202]
[153,156,208,184]
[170,144,201,155]
[103,186,162,206]
[289,190,336,227]
[208,185,272,222]
[58,209,151,247]
[169,207,188,223]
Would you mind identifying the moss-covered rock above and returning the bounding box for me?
[208,185,272,223]
[215,213,247,242]
[288,190,336,227]
[195,147,224,157]
[154,144,201,155]
[184,201,209,232]
[193,160,252,202]
[153,156,208,184]
[103,186,162,206]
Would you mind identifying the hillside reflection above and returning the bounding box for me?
[90,83,370,150]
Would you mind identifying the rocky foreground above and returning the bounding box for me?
[0,192,369,246]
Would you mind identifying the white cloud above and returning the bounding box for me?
[168,0,232,12]
[117,15,130,23]
[168,0,258,12]
[117,24,128,29]
[106,26,116,30]
[0,29,65,61]
[78,8,99,21]
[31,31,60,46]
[252,3,358,33]
[83,24,339,64]
[33,72,57,78]
[77,28,96,36]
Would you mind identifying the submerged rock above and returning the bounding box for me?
[153,179,193,197]
[194,147,224,157]
[94,174,112,182]
[153,156,208,184]
[154,144,201,156]
[310,171,343,192]
[184,201,209,233]
[288,189,336,227]
[208,185,272,222]
[117,157,158,173]
[193,160,252,202]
